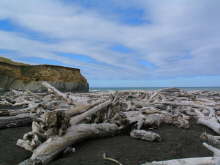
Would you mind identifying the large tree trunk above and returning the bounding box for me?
[19,123,120,165]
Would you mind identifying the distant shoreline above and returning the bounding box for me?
[90,87,220,91]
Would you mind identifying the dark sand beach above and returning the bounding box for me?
[0,120,213,165]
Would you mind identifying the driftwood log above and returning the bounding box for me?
[0,114,33,129]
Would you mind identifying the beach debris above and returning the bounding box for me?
[1,83,220,164]
[16,110,71,151]
[19,123,120,165]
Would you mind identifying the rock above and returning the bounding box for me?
[0,57,89,92]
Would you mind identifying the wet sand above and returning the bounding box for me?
[0,121,214,165]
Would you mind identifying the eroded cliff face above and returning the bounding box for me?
[0,57,89,92]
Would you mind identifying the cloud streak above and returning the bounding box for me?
[0,0,219,86]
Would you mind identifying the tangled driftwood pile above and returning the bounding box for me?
[1,82,220,165]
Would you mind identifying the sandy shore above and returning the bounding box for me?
[0,120,213,165]
[0,126,31,165]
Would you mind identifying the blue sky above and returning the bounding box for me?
[0,0,220,87]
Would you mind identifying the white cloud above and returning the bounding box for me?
[0,0,220,85]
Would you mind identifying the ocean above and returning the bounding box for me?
[90,87,220,92]
[1,87,220,94]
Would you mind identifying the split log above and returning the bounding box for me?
[19,123,120,165]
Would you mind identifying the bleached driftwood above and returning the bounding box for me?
[19,123,120,165]
[10,86,220,164]
[195,109,220,134]
[203,143,220,157]
[5,103,40,116]
[17,110,70,151]
[197,117,220,134]
[124,111,189,129]
[70,99,112,125]
[203,143,220,165]
[42,82,75,104]
[0,114,33,129]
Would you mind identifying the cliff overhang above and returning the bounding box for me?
[0,57,89,92]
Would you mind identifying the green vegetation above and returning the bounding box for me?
[0,56,28,66]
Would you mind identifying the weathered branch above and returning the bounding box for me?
[42,82,74,104]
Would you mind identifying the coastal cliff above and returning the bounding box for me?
[0,57,89,92]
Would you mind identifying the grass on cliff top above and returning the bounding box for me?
[0,56,28,66]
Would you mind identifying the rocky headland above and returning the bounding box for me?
[0,57,89,92]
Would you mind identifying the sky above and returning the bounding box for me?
[0,0,220,87]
